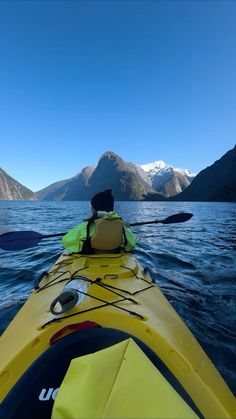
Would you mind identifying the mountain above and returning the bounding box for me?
[86,151,159,200]
[3,147,234,202]
[139,160,195,197]
[172,145,236,202]
[0,168,36,200]
[38,152,160,201]
[37,166,95,201]
[36,178,73,200]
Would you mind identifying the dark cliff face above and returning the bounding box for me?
[86,151,156,200]
[0,168,36,200]
[173,145,236,202]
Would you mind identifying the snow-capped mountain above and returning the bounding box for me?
[140,160,195,178]
[140,160,168,175]
[138,160,196,197]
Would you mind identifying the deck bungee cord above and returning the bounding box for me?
[37,256,154,328]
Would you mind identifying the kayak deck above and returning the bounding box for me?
[0,252,235,418]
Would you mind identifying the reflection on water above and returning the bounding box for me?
[0,201,235,394]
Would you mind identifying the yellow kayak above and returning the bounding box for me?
[0,252,235,418]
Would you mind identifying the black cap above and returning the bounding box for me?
[91,189,114,212]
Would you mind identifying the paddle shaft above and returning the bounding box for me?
[130,212,193,226]
[41,232,66,239]
[0,212,193,251]
[131,219,170,226]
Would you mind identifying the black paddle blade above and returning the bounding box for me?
[0,231,45,251]
[161,213,193,224]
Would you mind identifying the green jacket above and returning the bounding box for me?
[61,211,136,253]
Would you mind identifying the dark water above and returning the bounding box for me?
[0,201,235,395]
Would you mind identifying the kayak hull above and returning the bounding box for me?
[0,252,235,418]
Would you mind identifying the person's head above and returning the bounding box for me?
[91,189,114,213]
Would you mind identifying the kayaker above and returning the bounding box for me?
[61,189,136,253]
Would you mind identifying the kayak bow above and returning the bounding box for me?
[0,252,235,418]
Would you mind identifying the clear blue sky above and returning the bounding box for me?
[0,0,235,192]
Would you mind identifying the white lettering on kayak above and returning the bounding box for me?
[52,388,59,400]
[39,388,59,401]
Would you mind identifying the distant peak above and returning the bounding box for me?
[140,160,169,172]
[98,151,125,167]
[82,165,95,173]
[175,167,196,177]
[101,151,120,159]
[140,160,196,177]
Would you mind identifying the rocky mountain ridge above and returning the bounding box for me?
[139,160,195,198]
[1,146,235,201]
[36,152,195,201]
[36,166,95,201]
[37,152,160,201]
[0,168,36,200]
[172,145,236,202]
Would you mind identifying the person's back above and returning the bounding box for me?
[62,190,136,254]
[90,217,124,252]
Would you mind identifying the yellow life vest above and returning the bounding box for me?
[90,217,124,252]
